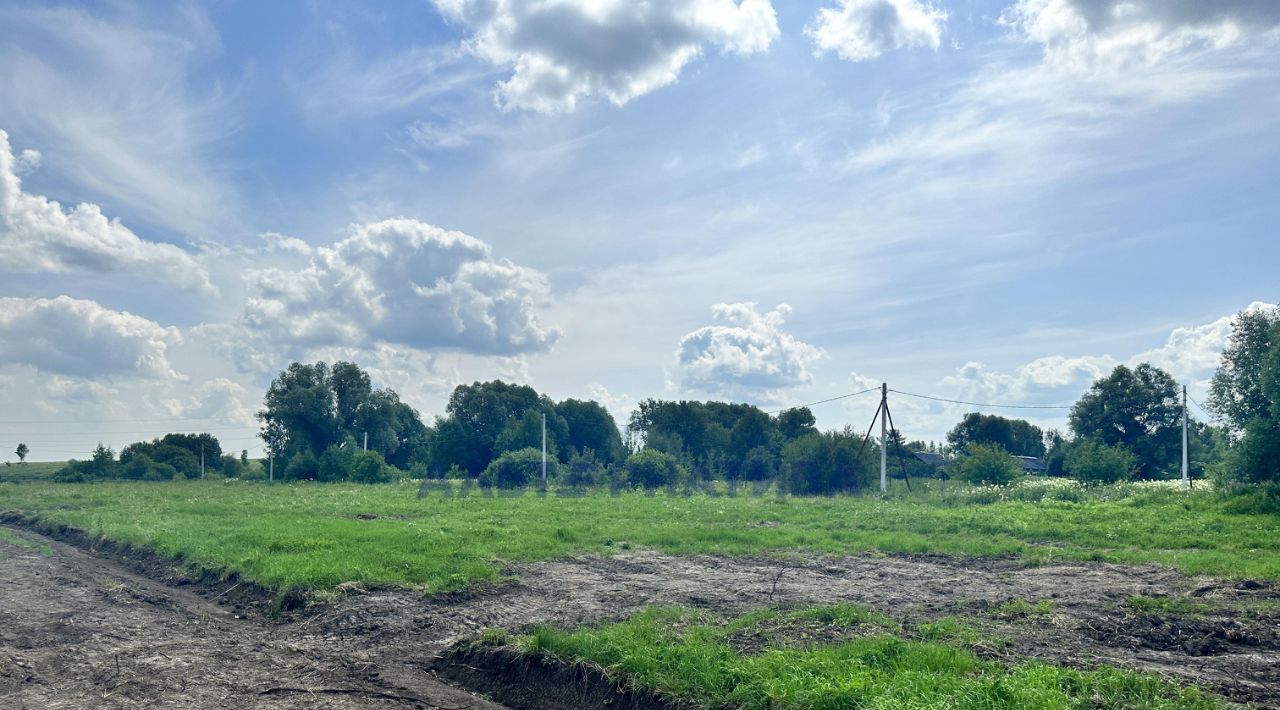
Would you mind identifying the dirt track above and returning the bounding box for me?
[2,524,1278,708]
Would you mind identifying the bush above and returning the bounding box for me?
[739,446,776,482]
[1226,419,1280,484]
[481,447,556,489]
[1066,439,1138,484]
[781,434,866,495]
[284,450,319,481]
[351,450,393,484]
[623,449,683,490]
[954,443,1021,486]
[318,441,357,482]
[563,449,605,487]
[221,454,245,478]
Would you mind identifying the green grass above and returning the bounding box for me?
[992,599,1056,619]
[0,526,53,555]
[1125,595,1214,616]
[1,479,1278,593]
[515,605,1218,709]
[0,461,66,483]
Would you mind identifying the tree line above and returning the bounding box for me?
[50,304,1280,493]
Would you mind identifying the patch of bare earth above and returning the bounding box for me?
[3,522,1278,708]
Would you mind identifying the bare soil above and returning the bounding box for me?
[2,522,1278,708]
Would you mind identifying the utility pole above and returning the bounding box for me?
[541,412,547,485]
[200,445,205,479]
[1182,385,1189,488]
[269,451,274,482]
[363,432,368,452]
[880,383,888,494]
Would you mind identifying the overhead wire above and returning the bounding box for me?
[768,387,879,415]
[888,389,1073,410]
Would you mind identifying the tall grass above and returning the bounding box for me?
[2,479,1277,593]
[520,605,1218,709]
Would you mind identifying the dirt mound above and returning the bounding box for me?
[433,644,676,710]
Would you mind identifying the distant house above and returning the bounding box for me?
[1015,456,1046,474]
[913,452,948,468]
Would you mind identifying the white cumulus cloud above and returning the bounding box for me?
[242,218,560,356]
[808,0,947,62]
[433,0,779,112]
[1001,0,1280,72]
[0,296,184,380]
[0,129,215,294]
[674,303,825,402]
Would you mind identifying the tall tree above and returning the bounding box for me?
[15,442,28,463]
[946,413,1046,458]
[776,407,817,440]
[555,398,625,463]
[1069,363,1181,478]
[1209,305,1280,433]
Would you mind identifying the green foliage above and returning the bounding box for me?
[955,443,1021,486]
[781,432,869,495]
[15,442,28,463]
[1070,364,1182,478]
[494,409,556,458]
[1209,306,1280,432]
[777,407,817,440]
[481,447,556,488]
[623,449,684,489]
[259,360,430,472]
[284,450,318,481]
[318,439,357,482]
[350,450,393,484]
[520,605,1214,709]
[220,454,245,478]
[1066,439,1138,484]
[947,413,1046,458]
[562,449,605,487]
[6,478,1280,596]
[739,446,776,481]
[555,398,625,464]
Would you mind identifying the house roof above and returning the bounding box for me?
[1015,456,1046,471]
[912,451,948,466]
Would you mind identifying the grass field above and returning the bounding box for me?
[1,478,1277,593]
[503,604,1218,709]
[0,461,66,483]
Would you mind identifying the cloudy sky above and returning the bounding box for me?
[1,0,1277,460]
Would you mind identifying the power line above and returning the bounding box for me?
[1188,396,1214,420]
[768,387,879,415]
[888,389,1073,410]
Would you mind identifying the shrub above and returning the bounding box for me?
[1066,439,1138,484]
[221,454,245,478]
[955,443,1021,486]
[740,446,776,482]
[351,450,393,484]
[623,449,683,490]
[284,450,319,481]
[318,441,357,482]
[563,449,605,487]
[780,434,866,495]
[481,447,556,489]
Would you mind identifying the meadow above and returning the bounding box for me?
[1,477,1277,594]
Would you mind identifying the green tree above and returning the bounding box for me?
[1069,364,1182,478]
[350,449,393,484]
[318,438,357,482]
[436,381,564,474]
[954,443,1021,486]
[1209,306,1280,433]
[284,449,319,481]
[1065,439,1138,484]
[15,442,28,463]
[556,398,625,463]
[781,432,869,495]
[481,447,556,489]
[776,407,817,440]
[495,409,560,458]
[727,408,775,475]
[623,449,683,489]
[946,413,1046,457]
[160,433,222,470]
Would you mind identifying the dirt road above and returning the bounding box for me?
[2,524,1278,708]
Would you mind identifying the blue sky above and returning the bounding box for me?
[0,0,1277,460]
